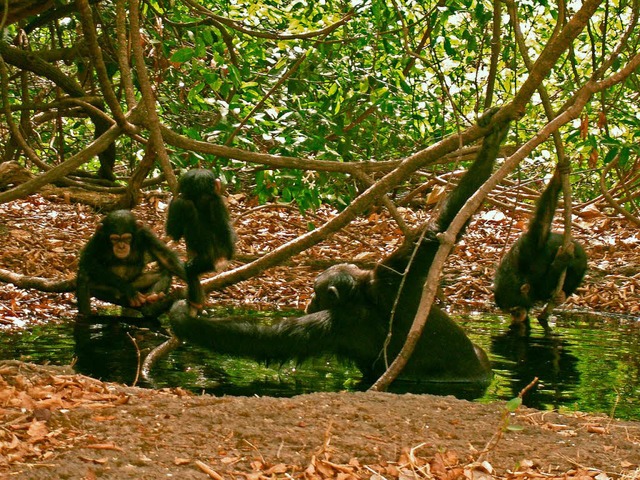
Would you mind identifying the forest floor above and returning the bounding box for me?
[1,192,639,479]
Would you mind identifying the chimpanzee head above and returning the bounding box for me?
[494,277,532,325]
[99,210,141,260]
[306,263,373,313]
[178,168,222,200]
[506,305,529,325]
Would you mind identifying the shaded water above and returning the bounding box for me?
[1,310,638,420]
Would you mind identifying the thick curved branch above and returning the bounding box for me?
[130,0,178,193]
[0,268,75,292]
[161,124,402,173]
[75,0,127,127]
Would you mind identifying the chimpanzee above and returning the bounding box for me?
[305,263,373,313]
[77,210,186,316]
[165,169,237,315]
[169,109,510,385]
[493,169,587,332]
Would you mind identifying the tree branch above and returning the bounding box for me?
[130,0,178,193]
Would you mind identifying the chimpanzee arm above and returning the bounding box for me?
[76,268,93,315]
[434,108,511,234]
[165,197,195,242]
[527,169,562,251]
[140,228,187,280]
[205,195,237,260]
[169,300,336,362]
[375,109,511,319]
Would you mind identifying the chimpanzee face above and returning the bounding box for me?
[99,210,140,260]
[110,233,133,259]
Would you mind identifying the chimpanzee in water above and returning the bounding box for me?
[169,109,510,384]
[493,169,587,333]
[76,210,186,316]
[165,169,237,315]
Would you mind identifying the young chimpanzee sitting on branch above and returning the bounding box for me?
[169,110,510,385]
[493,169,587,333]
[166,169,237,315]
[76,210,186,316]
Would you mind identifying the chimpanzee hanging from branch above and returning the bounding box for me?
[76,210,186,316]
[493,168,588,334]
[166,169,237,316]
[168,109,510,386]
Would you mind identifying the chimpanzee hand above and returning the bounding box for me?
[128,291,148,308]
[145,291,166,304]
[129,290,168,307]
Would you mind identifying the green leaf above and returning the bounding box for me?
[444,37,455,56]
[618,146,630,166]
[505,397,522,412]
[603,147,619,165]
[399,78,412,94]
[170,47,195,63]
[506,425,525,432]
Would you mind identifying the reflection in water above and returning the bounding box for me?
[73,316,170,386]
[71,314,489,399]
[490,331,579,411]
[0,311,638,419]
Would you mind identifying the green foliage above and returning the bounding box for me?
[3,0,638,208]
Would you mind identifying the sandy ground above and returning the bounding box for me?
[1,362,639,479]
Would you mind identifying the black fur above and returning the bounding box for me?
[494,170,588,330]
[77,210,185,315]
[166,169,237,307]
[170,111,511,384]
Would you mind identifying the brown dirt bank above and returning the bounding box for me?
[1,362,639,479]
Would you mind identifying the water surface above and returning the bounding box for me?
[1,310,638,419]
